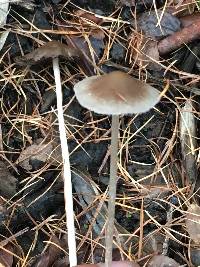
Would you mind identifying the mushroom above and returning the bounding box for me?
[18,41,79,267]
[73,71,160,267]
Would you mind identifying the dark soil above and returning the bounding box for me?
[0,0,200,266]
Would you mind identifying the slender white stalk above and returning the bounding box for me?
[53,57,77,267]
[105,115,119,267]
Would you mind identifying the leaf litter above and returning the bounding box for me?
[1,0,200,266]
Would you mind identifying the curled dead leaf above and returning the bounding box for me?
[129,34,161,70]
[186,204,200,244]
[16,139,61,170]
[15,41,80,66]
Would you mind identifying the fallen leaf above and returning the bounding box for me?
[67,33,104,61]
[129,35,161,70]
[17,139,62,170]
[30,236,67,267]
[136,10,181,39]
[0,243,13,267]
[57,17,105,75]
[186,203,200,244]
[147,255,180,267]
[15,41,80,66]
[0,161,17,198]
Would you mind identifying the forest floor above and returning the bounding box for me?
[0,0,200,266]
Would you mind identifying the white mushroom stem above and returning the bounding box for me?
[53,57,77,267]
[105,115,120,267]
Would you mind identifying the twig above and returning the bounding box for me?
[158,18,200,55]
[52,57,77,267]
[105,115,119,267]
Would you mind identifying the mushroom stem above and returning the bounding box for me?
[53,57,77,267]
[105,114,120,267]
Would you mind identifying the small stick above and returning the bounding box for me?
[52,57,77,267]
[105,115,119,267]
[158,18,200,55]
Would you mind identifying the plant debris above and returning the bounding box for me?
[186,203,200,244]
[158,17,200,54]
[147,255,180,267]
[0,161,17,198]
[16,139,61,170]
[136,11,181,39]
[0,243,14,267]
[15,41,80,66]
[1,0,200,266]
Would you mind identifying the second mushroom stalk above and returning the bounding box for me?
[73,71,160,266]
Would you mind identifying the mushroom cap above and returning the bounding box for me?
[73,71,160,115]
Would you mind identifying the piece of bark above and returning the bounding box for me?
[179,99,197,186]
[186,204,200,244]
[166,0,195,16]
[180,13,200,28]
[158,19,200,55]
[0,161,17,198]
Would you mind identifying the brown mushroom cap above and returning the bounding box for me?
[73,71,160,115]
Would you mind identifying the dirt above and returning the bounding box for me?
[0,0,200,266]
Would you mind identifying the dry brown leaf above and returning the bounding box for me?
[31,236,67,267]
[17,139,61,170]
[0,161,17,198]
[147,255,180,267]
[129,35,161,70]
[186,204,200,244]
[0,244,13,267]
[15,41,79,66]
